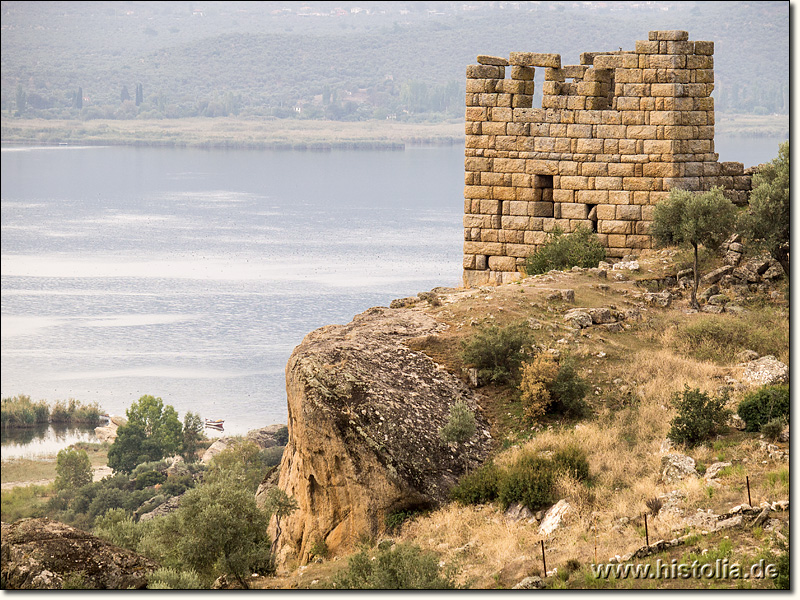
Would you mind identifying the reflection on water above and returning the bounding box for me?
[1,424,98,460]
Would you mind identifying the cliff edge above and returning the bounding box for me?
[273,306,492,564]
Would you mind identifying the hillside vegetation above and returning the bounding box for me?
[1,1,788,122]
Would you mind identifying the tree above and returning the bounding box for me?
[204,438,267,493]
[55,447,92,490]
[74,87,83,109]
[181,411,204,463]
[120,85,131,103]
[650,187,737,309]
[262,487,298,557]
[177,476,274,588]
[737,141,789,277]
[107,395,182,473]
[15,84,26,115]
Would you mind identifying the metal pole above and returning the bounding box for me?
[541,539,547,576]
[644,513,649,546]
[746,476,752,506]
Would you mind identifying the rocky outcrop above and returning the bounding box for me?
[1,518,157,589]
[660,453,698,484]
[741,356,789,387]
[274,307,492,565]
[94,415,126,443]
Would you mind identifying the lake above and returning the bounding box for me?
[0,133,786,454]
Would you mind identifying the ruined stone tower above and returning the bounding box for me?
[463,30,750,287]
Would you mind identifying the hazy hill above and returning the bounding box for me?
[1,1,789,120]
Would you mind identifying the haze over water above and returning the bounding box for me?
[0,136,784,446]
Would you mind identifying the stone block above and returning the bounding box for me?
[496,135,519,151]
[635,40,660,54]
[524,230,548,245]
[513,94,533,110]
[488,256,518,271]
[552,187,574,201]
[559,175,590,190]
[606,234,627,248]
[464,241,503,256]
[627,235,651,249]
[545,68,565,81]
[595,124,627,139]
[666,41,693,54]
[643,139,678,154]
[649,30,689,41]
[493,186,517,201]
[511,66,536,80]
[480,171,508,186]
[687,55,714,70]
[694,41,714,55]
[592,55,624,69]
[467,65,505,79]
[685,83,713,97]
[580,162,608,177]
[495,93,513,107]
[616,205,642,220]
[603,139,620,153]
[505,243,538,258]
[530,201,555,217]
[585,97,609,110]
[526,160,559,175]
[693,69,714,83]
[494,158,526,173]
[596,205,616,220]
[465,156,492,172]
[576,138,604,154]
[663,126,696,140]
[615,68,644,84]
[649,111,682,126]
[490,107,513,122]
[621,111,646,125]
[565,124,593,138]
[623,177,657,191]
[566,96,587,110]
[500,229,525,244]
[506,200,529,216]
[625,125,657,139]
[477,55,509,66]
[608,163,635,177]
[651,83,685,97]
[594,176,624,190]
[643,162,683,178]
[509,52,561,68]
[466,79,488,93]
[465,135,490,149]
[465,185,490,199]
[463,214,490,228]
[481,121,507,136]
[465,107,488,121]
[560,203,590,219]
[584,68,613,83]
[479,199,501,214]
[576,190,609,204]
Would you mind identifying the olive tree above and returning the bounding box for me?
[107,395,182,473]
[737,140,789,278]
[55,447,93,490]
[650,187,736,309]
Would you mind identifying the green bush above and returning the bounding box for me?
[524,225,606,275]
[450,462,502,505]
[274,425,289,446]
[460,321,536,386]
[737,385,789,433]
[498,452,556,510]
[333,542,456,589]
[551,446,590,482]
[55,447,93,490]
[546,358,591,418]
[93,508,143,551]
[147,567,206,590]
[760,418,785,442]
[135,470,167,489]
[259,445,285,468]
[1,395,49,427]
[667,387,731,447]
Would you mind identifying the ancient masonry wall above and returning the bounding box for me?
[463,30,752,287]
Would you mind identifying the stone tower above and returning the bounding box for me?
[463,30,750,287]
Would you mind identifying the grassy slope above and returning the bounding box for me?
[254,247,789,590]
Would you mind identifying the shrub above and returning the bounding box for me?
[55,447,93,490]
[385,509,416,533]
[333,542,456,589]
[667,387,731,447]
[524,225,606,275]
[309,538,330,560]
[135,470,167,490]
[737,385,789,433]
[498,452,556,510]
[460,321,536,386]
[147,568,206,590]
[274,425,289,446]
[438,401,476,446]
[551,445,590,482]
[760,418,785,442]
[449,462,502,505]
[519,355,558,422]
[259,445,285,467]
[519,355,590,423]
[93,508,143,551]
[1,395,49,427]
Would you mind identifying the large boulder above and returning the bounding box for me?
[741,356,789,387]
[274,307,492,565]
[1,518,157,589]
[660,453,699,484]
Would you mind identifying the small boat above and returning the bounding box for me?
[204,419,224,430]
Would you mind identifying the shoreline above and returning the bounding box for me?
[1,113,787,150]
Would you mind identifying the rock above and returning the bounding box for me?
[247,424,288,449]
[659,439,674,454]
[660,453,698,484]
[505,503,537,524]
[704,462,732,480]
[513,575,545,590]
[560,289,575,302]
[751,508,771,528]
[586,307,614,324]
[701,265,734,285]
[715,515,743,531]
[742,356,789,386]
[643,291,671,308]
[707,294,729,306]
[201,438,230,464]
[1,518,157,589]
[778,426,789,443]
[699,285,720,301]
[138,493,183,522]
[389,297,418,309]
[602,322,624,333]
[538,499,571,536]
[94,415,126,443]
[701,305,724,314]
[563,309,593,329]
[735,350,759,363]
[728,414,747,430]
[613,260,640,271]
[274,307,492,564]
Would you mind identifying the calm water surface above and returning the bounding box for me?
[0,135,785,454]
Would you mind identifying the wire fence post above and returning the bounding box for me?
[746,476,752,507]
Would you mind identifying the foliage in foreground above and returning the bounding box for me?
[736,385,789,433]
[524,225,606,275]
[460,320,536,386]
[333,542,456,589]
[667,386,731,447]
